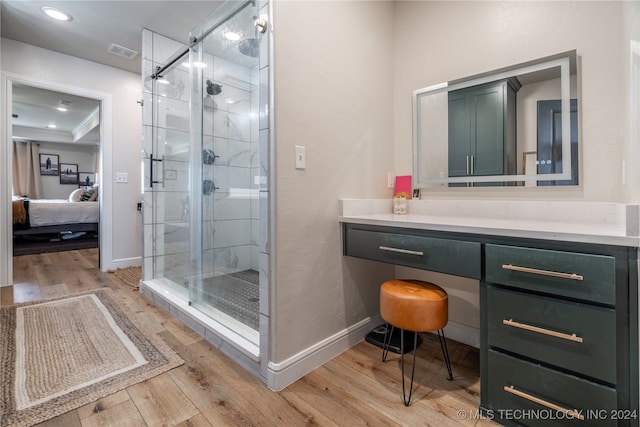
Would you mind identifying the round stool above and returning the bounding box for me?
[380,279,454,406]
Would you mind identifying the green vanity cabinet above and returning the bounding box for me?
[344,227,481,279]
[448,78,519,179]
[482,242,637,426]
[487,350,618,427]
[342,222,638,426]
[487,284,617,384]
[485,244,617,305]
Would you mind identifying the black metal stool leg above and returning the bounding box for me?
[437,329,454,380]
[381,323,394,362]
[401,330,419,406]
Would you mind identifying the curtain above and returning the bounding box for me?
[12,141,43,199]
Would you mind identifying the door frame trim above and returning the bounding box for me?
[1,71,113,285]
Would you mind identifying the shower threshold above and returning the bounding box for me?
[140,279,260,362]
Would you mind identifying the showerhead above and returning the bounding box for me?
[206,80,222,95]
[238,38,259,58]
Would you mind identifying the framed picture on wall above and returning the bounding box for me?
[39,154,59,176]
[59,163,79,185]
[78,172,95,187]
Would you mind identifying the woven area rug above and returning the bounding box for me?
[112,266,142,291]
[0,288,183,427]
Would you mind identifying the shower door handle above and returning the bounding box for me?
[150,154,164,188]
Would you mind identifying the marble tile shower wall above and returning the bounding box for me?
[141,29,260,283]
[201,54,259,276]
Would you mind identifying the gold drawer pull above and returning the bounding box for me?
[503,319,583,343]
[503,385,585,420]
[502,264,584,281]
[379,246,424,256]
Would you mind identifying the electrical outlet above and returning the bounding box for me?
[116,172,128,183]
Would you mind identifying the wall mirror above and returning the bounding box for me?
[413,50,579,188]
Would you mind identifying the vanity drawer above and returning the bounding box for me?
[487,285,616,384]
[486,350,617,427]
[485,244,616,305]
[345,228,481,279]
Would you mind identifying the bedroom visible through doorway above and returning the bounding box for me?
[1,72,115,286]
[10,83,102,259]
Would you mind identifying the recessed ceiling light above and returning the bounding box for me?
[46,124,57,129]
[56,107,68,112]
[225,32,241,41]
[41,6,72,21]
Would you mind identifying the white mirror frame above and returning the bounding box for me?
[413,51,575,186]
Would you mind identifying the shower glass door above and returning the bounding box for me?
[150,56,193,300]
[188,0,261,345]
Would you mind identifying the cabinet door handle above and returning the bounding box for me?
[466,155,470,175]
[502,319,583,343]
[470,155,474,175]
[378,246,424,256]
[503,385,585,420]
[501,264,584,281]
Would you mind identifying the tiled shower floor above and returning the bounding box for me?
[200,269,259,331]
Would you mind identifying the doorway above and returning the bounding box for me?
[536,99,579,186]
[1,72,113,286]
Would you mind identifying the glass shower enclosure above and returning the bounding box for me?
[145,0,261,347]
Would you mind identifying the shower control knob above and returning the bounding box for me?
[255,18,268,34]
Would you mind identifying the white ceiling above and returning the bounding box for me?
[12,84,102,145]
[2,0,225,145]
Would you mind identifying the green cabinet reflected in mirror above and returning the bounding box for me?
[413,50,579,188]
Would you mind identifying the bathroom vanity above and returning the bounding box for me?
[340,199,639,426]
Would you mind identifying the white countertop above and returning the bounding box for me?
[339,199,640,247]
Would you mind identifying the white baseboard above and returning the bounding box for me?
[107,256,142,271]
[266,315,383,391]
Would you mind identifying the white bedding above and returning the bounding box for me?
[28,199,99,227]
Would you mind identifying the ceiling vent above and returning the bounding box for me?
[107,43,139,60]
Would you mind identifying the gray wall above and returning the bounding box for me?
[270,1,638,364]
[37,141,96,200]
[272,1,396,363]
[393,1,636,202]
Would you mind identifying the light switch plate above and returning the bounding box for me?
[295,145,305,169]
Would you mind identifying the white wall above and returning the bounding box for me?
[393,1,632,202]
[2,38,143,269]
[622,0,640,203]
[271,1,638,365]
[392,1,637,344]
[272,1,396,362]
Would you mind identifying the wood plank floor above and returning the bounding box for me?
[6,249,497,427]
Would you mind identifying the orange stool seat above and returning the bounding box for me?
[379,279,453,406]
[380,279,448,332]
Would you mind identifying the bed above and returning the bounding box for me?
[13,187,99,237]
